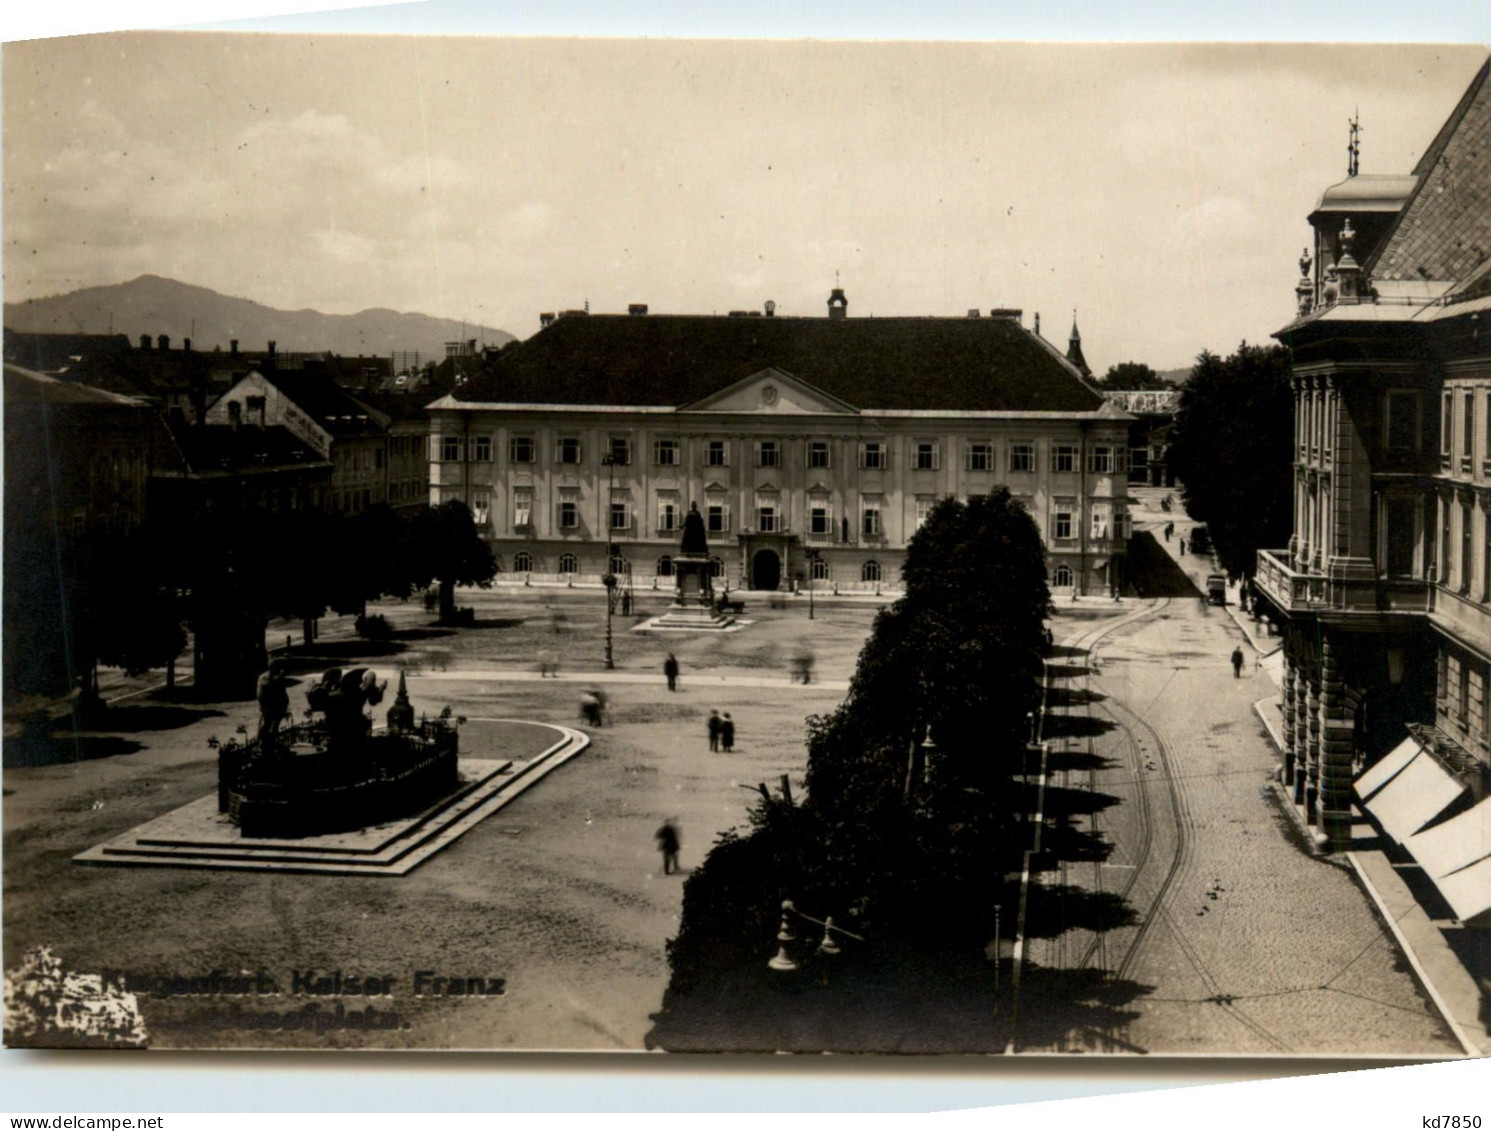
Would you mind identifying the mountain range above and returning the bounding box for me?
[3,275,514,362]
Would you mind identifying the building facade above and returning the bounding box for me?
[1254,60,1491,920]
[427,293,1134,595]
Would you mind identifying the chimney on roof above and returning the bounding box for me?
[157,334,170,351]
[230,339,239,356]
[828,287,848,320]
[765,300,776,317]
[268,340,277,357]
[539,312,556,328]
[967,308,981,319]
[990,308,1023,323]
[183,337,192,352]
[628,303,649,316]
[140,334,152,351]
[1034,312,1041,336]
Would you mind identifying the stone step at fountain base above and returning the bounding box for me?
[73,722,589,876]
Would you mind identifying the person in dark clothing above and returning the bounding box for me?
[708,709,722,752]
[1179,537,1187,557]
[1230,646,1245,678]
[1164,521,1174,542]
[664,652,680,691]
[655,819,681,875]
[721,713,735,752]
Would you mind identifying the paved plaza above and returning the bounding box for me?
[1,494,1470,1053]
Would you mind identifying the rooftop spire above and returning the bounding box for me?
[1065,310,1091,377]
[1348,109,1362,177]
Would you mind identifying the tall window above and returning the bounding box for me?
[1053,564,1074,587]
[707,498,729,533]
[510,435,535,463]
[861,560,881,583]
[808,440,831,468]
[967,443,993,472]
[861,496,883,537]
[914,442,939,470]
[609,436,631,465]
[610,491,632,531]
[859,441,886,470]
[472,435,492,462]
[654,438,680,466]
[558,553,578,574]
[1464,391,1476,465]
[915,496,935,530]
[1009,444,1034,473]
[755,493,778,533]
[1053,504,1074,541]
[705,439,729,467]
[556,437,582,464]
[471,489,490,527]
[1386,391,1419,453]
[1051,445,1077,473]
[1091,508,1110,539]
[657,555,674,577]
[809,498,832,537]
[756,440,781,468]
[514,551,534,573]
[1462,500,1474,593]
[657,495,679,533]
[1088,446,1114,474]
[1440,496,1452,582]
[440,436,463,462]
[558,491,580,530]
[1442,393,1454,461]
[514,488,533,529]
[709,557,725,579]
[811,557,830,581]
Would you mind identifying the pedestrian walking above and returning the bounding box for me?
[793,649,815,684]
[1164,521,1174,542]
[1230,646,1244,679]
[580,690,602,726]
[655,818,681,875]
[621,590,632,616]
[664,652,680,691]
[708,709,722,752]
[1179,536,1187,557]
[721,712,735,752]
[537,649,558,678]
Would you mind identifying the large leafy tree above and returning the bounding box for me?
[666,489,1051,989]
[410,500,498,623]
[1168,342,1294,578]
[1101,360,1167,389]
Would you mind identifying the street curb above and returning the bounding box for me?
[1345,850,1485,1058]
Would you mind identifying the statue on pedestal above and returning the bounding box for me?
[675,502,714,606]
[254,660,289,755]
[306,667,386,751]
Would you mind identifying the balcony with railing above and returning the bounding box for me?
[1255,548,1431,616]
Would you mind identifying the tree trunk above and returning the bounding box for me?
[166,654,176,690]
[302,617,315,646]
[439,578,456,623]
[903,734,925,803]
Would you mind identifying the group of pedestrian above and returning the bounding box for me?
[706,709,736,752]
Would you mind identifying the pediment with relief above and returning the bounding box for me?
[679,367,859,416]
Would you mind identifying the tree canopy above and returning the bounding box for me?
[1101,360,1168,389]
[1168,342,1294,577]
[666,488,1052,990]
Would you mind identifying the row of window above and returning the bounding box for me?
[1435,492,1491,601]
[490,486,1127,543]
[1440,387,1491,474]
[1437,648,1489,752]
[435,434,1127,474]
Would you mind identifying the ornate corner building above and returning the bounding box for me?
[1255,60,1491,915]
[425,291,1134,596]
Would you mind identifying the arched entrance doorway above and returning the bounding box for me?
[751,548,781,591]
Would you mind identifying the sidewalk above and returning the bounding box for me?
[1135,494,1487,1056]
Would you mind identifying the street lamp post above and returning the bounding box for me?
[805,548,821,620]
[601,452,617,670]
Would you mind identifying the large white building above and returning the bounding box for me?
[427,291,1134,594]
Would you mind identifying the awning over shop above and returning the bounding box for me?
[1405,798,1491,927]
[1356,737,1469,845]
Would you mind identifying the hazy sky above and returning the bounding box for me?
[4,34,1487,372]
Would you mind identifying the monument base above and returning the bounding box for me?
[636,602,749,633]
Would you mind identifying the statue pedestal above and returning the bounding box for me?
[650,553,736,630]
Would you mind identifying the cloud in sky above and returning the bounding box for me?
[4,34,1486,371]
